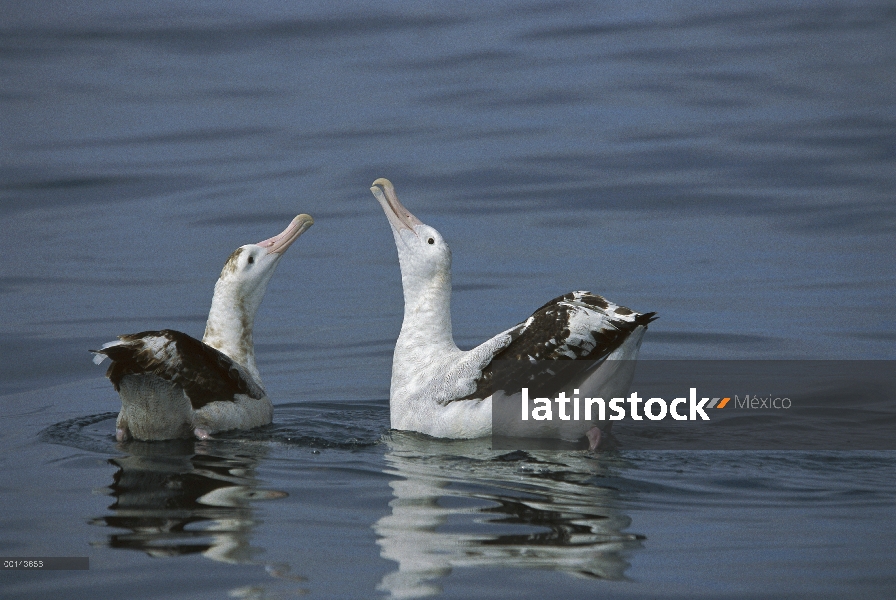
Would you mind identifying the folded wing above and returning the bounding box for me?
[91,329,265,409]
[457,291,657,402]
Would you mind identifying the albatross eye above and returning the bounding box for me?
[427,238,435,245]
[248,256,255,264]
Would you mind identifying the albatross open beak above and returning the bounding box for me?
[258,214,314,255]
[371,178,424,233]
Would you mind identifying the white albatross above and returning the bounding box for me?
[371,178,655,449]
[92,214,314,441]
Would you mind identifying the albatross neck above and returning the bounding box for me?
[398,270,458,352]
[201,280,262,383]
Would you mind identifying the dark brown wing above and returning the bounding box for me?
[460,291,656,401]
[92,329,265,409]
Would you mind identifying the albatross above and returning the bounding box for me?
[92,214,314,441]
[370,179,655,449]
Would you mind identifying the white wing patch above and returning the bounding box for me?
[93,339,126,364]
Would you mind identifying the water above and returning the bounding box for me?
[2,1,895,597]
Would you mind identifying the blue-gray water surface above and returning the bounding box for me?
[2,1,895,598]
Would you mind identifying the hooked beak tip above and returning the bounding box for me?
[260,213,313,255]
[370,178,422,233]
[371,177,393,191]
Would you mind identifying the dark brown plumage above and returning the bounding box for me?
[458,291,657,402]
[92,329,265,410]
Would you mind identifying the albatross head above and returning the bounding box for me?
[370,178,452,288]
[371,178,457,349]
[203,214,314,378]
[217,213,315,311]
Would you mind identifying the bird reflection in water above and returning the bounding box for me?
[374,433,644,598]
[91,439,289,566]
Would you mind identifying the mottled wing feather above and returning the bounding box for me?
[93,329,265,409]
[457,291,656,401]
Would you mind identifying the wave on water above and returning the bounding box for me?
[39,400,391,454]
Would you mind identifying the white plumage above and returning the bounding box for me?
[371,179,655,448]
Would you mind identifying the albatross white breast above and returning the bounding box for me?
[92,214,314,441]
[370,179,656,449]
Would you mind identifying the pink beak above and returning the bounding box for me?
[370,178,424,233]
[257,214,314,255]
